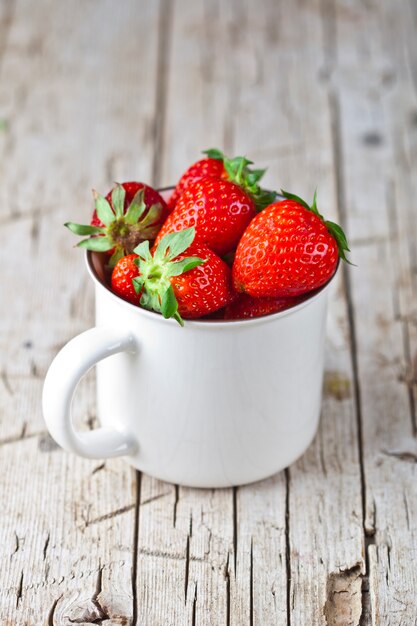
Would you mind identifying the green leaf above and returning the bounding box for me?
[165,227,196,259]
[311,188,319,215]
[173,312,185,327]
[325,221,350,251]
[76,236,113,252]
[325,220,354,264]
[111,184,126,219]
[124,188,147,224]
[280,189,311,211]
[65,222,104,236]
[133,239,152,260]
[108,247,124,267]
[165,256,204,277]
[140,289,162,313]
[202,148,224,160]
[253,189,277,212]
[153,231,178,261]
[223,156,253,184]
[140,203,163,227]
[139,290,152,308]
[161,285,179,319]
[155,227,196,261]
[132,276,144,294]
[93,191,115,226]
[223,158,237,181]
[246,168,266,185]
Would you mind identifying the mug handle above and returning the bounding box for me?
[42,327,138,459]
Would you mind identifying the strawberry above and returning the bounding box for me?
[233,191,350,298]
[154,177,257,257]
[65,182,169,266]
[110,253,140,305]
[132,227,235,324]
[224,294,304,320]
[167,155,224,210]
[168,148,277,212]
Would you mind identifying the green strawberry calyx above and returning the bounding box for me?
[132,227,204,327]
[281,189,352,264]
[64,185,165,267]
[203,148,277,212]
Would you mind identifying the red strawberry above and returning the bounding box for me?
[111,254,140,305]
[233,191,350,298]
[224,294,304,320]
[168,157,224,210]
[133,227,235,324]
[168,148,277,212]
[154,177,256,256]
[65,182,169,266]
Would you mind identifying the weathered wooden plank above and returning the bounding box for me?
[228,0,365,623]
[137,1,364,625]
[266,0,369,621]
[135,2,238,624]
[331,0,417,622]
[0,0,162,622]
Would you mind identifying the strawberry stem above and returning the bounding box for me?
[202,148,277,211]
[65,186,166,267]
[133,227,204,326]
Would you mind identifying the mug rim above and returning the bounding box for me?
[86,250,338,329]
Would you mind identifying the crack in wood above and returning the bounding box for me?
[29,359,41,378]
[16,570,23,609]
[224,552,231,626]
[382,448,417,463]
[403,492,410,530]
[11,531,20,557]
[47,594,62,626]
[184,534,190,604]
[66,566,111,624]
[43,532,50,560]
[191,582,197,626]
[84,504,135,527]
[132,470,141,626]
[139,490,170,507]
[249,537,254,626]
[91,565,110,622]
[173,484,179,527]
[91,462,106,475]
[232,487,238,575]
[285,468,291,626]
[0,429,46,448]
[1,368,14,395]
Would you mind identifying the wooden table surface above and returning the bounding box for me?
[1,1,416,624]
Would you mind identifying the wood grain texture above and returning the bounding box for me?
[330,0,417,622]
[0,0,162,623]
[0,0,416,624]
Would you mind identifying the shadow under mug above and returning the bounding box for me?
[43,192,336,488]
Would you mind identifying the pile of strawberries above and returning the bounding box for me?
[66,149,350,325]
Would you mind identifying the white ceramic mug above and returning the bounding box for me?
[43,194,334,488]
